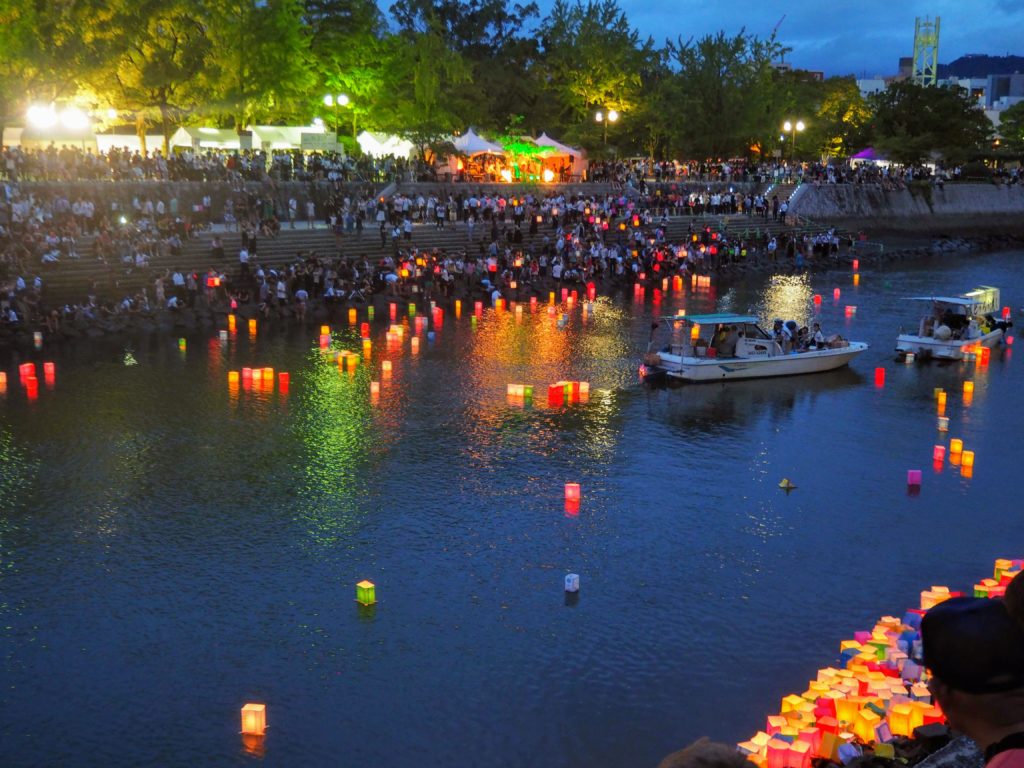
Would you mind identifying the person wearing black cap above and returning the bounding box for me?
[922,571,1024,767]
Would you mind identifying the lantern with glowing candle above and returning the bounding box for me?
[319,334,330,349]
[813,294,822,305]
[933,445,946,462]
[845,305,856,317]
[564,483,581,502]
[381,360,392,375]
[937,391,947,411]
[874,368,885,387]
[852,259,859,271]
[178,338,187,351]
[853,274,860,287]
[346,308,356,325]
[43,362,55,377]
[320,325,330,335]
[248,318,257,335]
[833,288,841,301]
[981,346,991,365]
[961,450,975,468]
[240,703,267,736]
[408,303,416,317]
[370,381,380,396]
[278,372,290,392]
[219,330,229,343]
[963,380,974,395]
[411,337,420,354]
[241,367,252,381]
[356,580,376,605]
[33,331,43,350]
[228,371,240,384]
[907,470,922,486]
[228,314,237,332]
[937,416,949,432]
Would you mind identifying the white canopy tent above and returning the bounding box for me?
[170,127,241,151]
[452,127,502,156]
[357,130,414,158]
[250,125,330,150]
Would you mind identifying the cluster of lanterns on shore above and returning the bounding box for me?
[739,557,1023,767]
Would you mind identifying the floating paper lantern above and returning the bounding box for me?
[178,338,187,350]
[834,288,841,300]
[813,294,822,305]
[564,483,581,502]
[845,305,856,317]
[43,362,55,376]
[961,450,975,468]
[356,580,376,605]
[228,314,237,332]
[980,347,991,364]
[853,274,860,287]
[411,337,420,353]
[219,330,229,343]
[367,306,374,321]
[907,470,922,486]
[937,392,947,409]
[319,334,330,348]
[370,381,380,395]
[408,303,416,317]
[248,319,257,335]
[321,325,330,335]
[852,259,859,271]
[0,372,6,387]
[549,292,556,305]
[278,372,289,388]
[262,368,274,382]
[905,351,916,364]
[389,303,397,321]
[1004,306,1012,320]
[548,383,563,407]
[950,439,963,455]
[349,308,357,324]
[964,380,974,395]
[241,367,252,380]
[962,465,974,479]
[240,703,267,736]
[381,360,392,373]
[33,331,42,350]
[228,371,240,384]
[19,362,35,380]
[937,416,949,432]
[933,445,946,462]
[874,368,885,387]
[564,573,580,593]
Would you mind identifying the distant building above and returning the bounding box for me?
[985,73,1024,109]
[856,78,887,98]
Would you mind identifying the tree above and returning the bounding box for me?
[870,82,992,165]
[997,101,1024,157]
[812,77,873,160]
[81,0,213,154]
[375,23,473,159]
[666,29,788,159]
[305,0,386,140]
[538,0,650,149]
[206,0,315,129]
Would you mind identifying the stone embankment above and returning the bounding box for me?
[789,182,1024,235]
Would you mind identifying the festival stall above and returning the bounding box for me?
[357,131,415,159]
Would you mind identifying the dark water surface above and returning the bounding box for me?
[1,251,1022,767]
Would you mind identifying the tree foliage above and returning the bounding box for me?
[870,81,992,165]
[0,0,1003,162]
[997,101,1024,157]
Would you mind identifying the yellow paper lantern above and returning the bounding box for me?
[240,703,266,735]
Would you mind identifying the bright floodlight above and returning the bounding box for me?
[337,94,349,106]
[796,120,806,132]
[323,94,334,107]
[542,168,555,182]
[27,104,58,129]
[608,109,619,122]
[595,111,604,122]
[106,108,117,120]
[783,120,792,132]
[60,106,90,131]
[312,117,324,128]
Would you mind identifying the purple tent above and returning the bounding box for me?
[850,147,886,160]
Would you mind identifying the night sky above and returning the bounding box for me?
[583,0,1023,78]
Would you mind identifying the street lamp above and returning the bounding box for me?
[595,108,619,145]
[323,93,353,139]
[782,119,805,160]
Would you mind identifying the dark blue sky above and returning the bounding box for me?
[606,0,1023,77]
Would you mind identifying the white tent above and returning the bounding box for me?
[534,132,583,160]
[452,127,502,156]
[357,130,414,158]
[250,125,329,150]
[170,127,240,150]
[96,133,166,154]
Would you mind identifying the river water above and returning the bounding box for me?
[1,250,1021,767]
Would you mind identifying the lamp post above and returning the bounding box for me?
[323,93,350,137]
[782,119,805,161]
[595,108,619,145]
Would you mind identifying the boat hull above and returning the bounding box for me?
[895,329,1003,360]
[650,343,868,383]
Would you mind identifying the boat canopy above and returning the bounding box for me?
[908,296,978,306]
[661,313,759,325]
[906,287,1000,314]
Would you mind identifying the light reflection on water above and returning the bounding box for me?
[0,251,1023,767]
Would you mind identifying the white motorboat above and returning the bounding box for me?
[641,313,868,383]
[895,286,1012,361]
